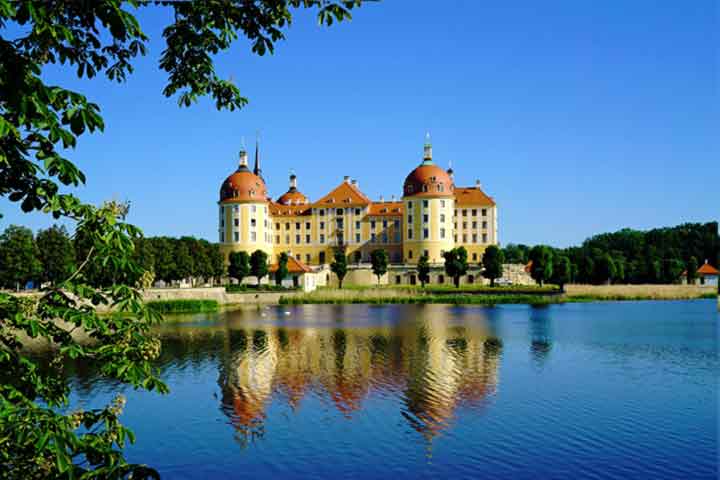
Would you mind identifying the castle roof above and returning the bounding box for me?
[368,202,403,217]
[454,186,496,206]
[269,256,312,274]
[313,180,371,208]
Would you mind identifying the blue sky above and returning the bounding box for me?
[1,1,717,247]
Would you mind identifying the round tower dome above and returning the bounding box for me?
[277,171,309,205]
[219,170,268,203]
[403,165,454,197]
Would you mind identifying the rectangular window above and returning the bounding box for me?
[296,234,301,244]
[440,228,446,239]
[472,209,477,216]
[462,209,467,217]
[473,233,478,243]
[483,233,488,243]
[275,223,280,230]
[276,236,280,244]
[285,235,290,244]
[371,220,376,229]
[472,253,477,261]
[250,231,256,242]
[306,222,311,230]
[220,218,225,228]
[423,200,429,209]
[423,228,429,239]
[295,222,301,230]
[320,234,325,244]
[407,201,413,210]
[355,221,361,230]
[234,218,239,227]
[407,228,413,239]
[423,249,429,258]
[423,214,429,223]
[285,222,290,230]
[306,254,311,263]
[251,218,256,227]
[233,205,239,212]
[440,200,445,208]
[320,222,325,230]
[251,205,257,213]
[472,221,477,229]
[336,208,344,215]
[482,209,487,216]
[463,222,467,229]
[371,233,376,243]
[408,215,413,224]
[395,231,400,243]
[408,250,413,259]
[382,233,388,243]
[482,221,488,229]
[463,234,467,243]
[233,232,239,242]
[306,234,311,243]
[356,233,361,243]
[440,214,445,223]
[394,220,400,229]
[220,231,225,242]
[354,208,361,216]
[320,209,325,216]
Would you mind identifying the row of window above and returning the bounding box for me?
[273,218,401,231]
[456,221,490,230]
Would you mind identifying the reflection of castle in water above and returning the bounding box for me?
[217,306,503,442]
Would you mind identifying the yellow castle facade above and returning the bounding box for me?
[218,136,498,268]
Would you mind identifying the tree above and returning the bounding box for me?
[481,245,504,287]
[417,254,430,287]
[228,251,250,285]
[276,252,289,286]
[0,225,42,290]
[152,237,178,284]
[686,256,699,285]
[250,250,269,286]
[0,0,367,475]
[331,248,348,289]
[552,256,572,292]
[593,252,616,285]
[36,225,76,286]
[207,243,226,285]
[370,249,388,286]
[174,240,194,285]
[528,246,553,287]
[443,246,468,288]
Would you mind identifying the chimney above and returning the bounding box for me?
[289,171,297,190]
[379,195,384,202]
[351,179,358,187]
[344,175,350,183]
[239,149,248,168]
[391,194,396,202]
[475,179,482,189]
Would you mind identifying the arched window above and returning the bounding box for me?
[422,184,428,192]
[438,184,444,192]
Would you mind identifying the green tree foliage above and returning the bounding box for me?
[207,243,225,285]
[250,250,269,286]
[174,239,194,283]
[552,256,572,292]
[686,256,698,284]
[417,254,430,287]
[0,225,42,289]
[593,251,616,285]
[370,249,388,286]
[276,252,289,286]
[228,251,250,284]
[331,248,348,289]
[443,246,468,288]
[481,245,504,287]
[36,225,76,285]
[528,246,553,286]
[502,243,530,264]
[0,0,368,475]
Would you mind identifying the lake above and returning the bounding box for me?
[66,301,718,479]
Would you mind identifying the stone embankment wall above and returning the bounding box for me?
[142,287,295,305]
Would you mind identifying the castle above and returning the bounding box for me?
[218,136,498,277]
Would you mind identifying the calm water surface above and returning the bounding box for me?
[67,301,718,479]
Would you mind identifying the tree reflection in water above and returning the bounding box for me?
[529,306,554,368]
[208,305,503,447]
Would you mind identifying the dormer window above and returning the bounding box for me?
[430,176,437,183]
[438,184,444,192]
[422,185,428,192]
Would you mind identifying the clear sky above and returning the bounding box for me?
[1,1,717,247]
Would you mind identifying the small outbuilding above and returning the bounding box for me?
[269,256,320,292]
[681,260,719,287]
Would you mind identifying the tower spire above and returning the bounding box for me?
[422,132,433,165]
[238,136,249,169]
[253,132,263,179]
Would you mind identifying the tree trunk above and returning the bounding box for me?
[339,279,343,289]
[454,276,460,288]
[490,277,495,287]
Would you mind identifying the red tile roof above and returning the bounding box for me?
[269,201,311,217]
[368,202,403,216]
[454,186,496,206]
[269,256,312,274]
[313,181,371,207]
[697,263,719,275]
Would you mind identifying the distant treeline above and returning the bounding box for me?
[502,222,719,285]
[0,225,224,288]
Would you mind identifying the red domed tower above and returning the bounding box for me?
[402,134,455,264]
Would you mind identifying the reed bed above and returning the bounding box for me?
[146,299,219,313]
[564,284,716,301]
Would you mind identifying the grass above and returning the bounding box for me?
[146,299,219,313]
[225,284,300,293]
[563,284,716,301]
